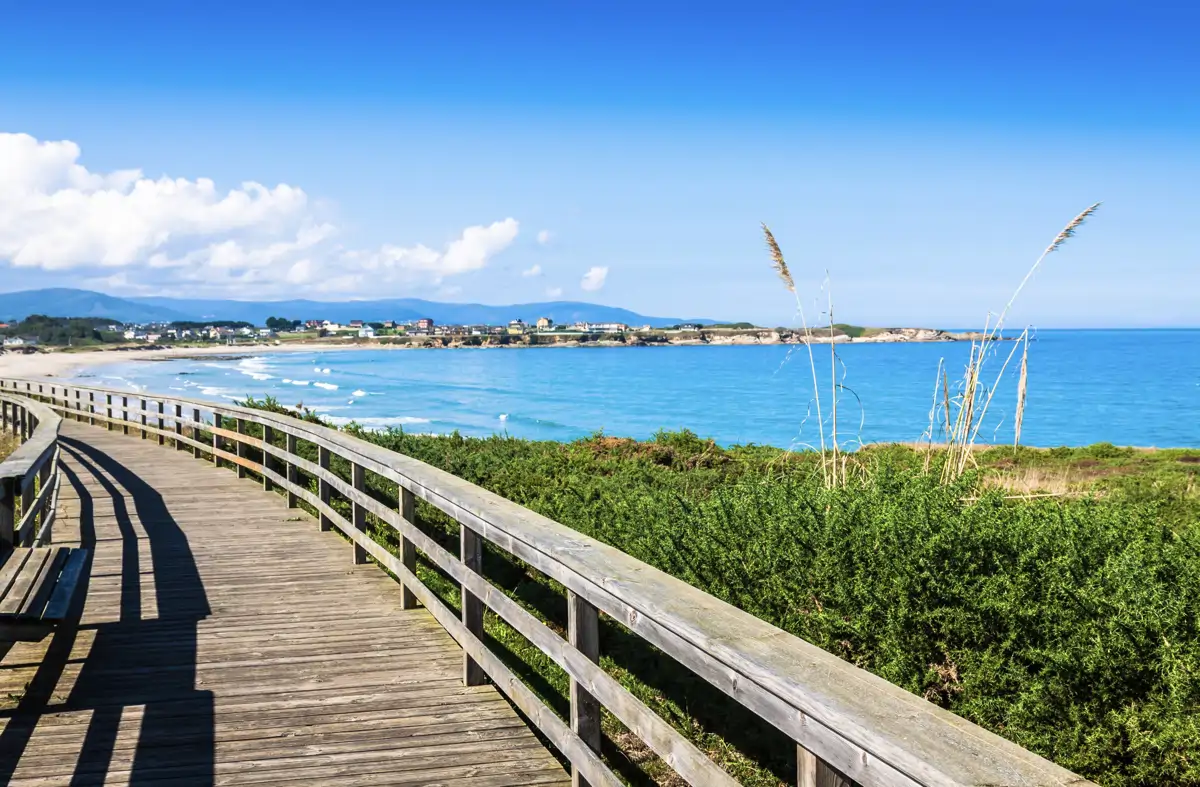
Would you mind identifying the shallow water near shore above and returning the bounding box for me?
[71,329,1200,449]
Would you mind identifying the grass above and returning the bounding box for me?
[235,397,1200,787]
[0,431,18,462]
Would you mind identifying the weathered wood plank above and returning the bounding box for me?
[0,415,567,786]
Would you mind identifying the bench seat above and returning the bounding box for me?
[0,546,87,641]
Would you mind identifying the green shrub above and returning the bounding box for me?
[243,399,1200,785]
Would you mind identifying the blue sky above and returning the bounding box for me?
[0,1,1196,327]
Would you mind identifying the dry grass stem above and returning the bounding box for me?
[1014,336,1029,449]
[762,223,832,486]
[941,204,1100,482]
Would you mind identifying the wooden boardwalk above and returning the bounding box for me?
[0,422,568,786]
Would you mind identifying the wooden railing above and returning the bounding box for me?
[0,377,1095,787]
[0,391,61,549]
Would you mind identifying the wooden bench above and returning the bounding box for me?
[0,546,87,641]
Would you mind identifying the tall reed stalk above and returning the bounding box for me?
[940,204,1100,482]
[763,223,840,487]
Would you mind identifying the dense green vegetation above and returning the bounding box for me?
[265,316,300,331]
[0,432,17,462]
[831,323,867,338]
[239,399,1200,786]
[0,315,122,346]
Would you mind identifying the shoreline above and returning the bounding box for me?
[0,328,990,380]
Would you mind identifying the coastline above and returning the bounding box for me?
[0,327,990,381]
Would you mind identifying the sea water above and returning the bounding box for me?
[72,330,1200,449]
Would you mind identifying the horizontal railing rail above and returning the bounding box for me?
[0,391,62,549]
[0,377,1095,787]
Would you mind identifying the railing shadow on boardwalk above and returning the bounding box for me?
[0,436,215,786]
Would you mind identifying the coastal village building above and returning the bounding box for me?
[2,336,36,347]
[507,319,527,335]
[358,326,375,338]
[572,321,629,333]
[416,318,434,331]
[536,317,553,330]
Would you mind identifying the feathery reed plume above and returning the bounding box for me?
[1044,202,1102,257]
[762,223,795,292]
[762,223,829,486]
[1014,334,1029,449]
[992,203,1101,341]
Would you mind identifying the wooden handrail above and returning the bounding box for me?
[0,390,62,549]
[0,377,1096,787]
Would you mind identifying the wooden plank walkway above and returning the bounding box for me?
[0,421,569,786]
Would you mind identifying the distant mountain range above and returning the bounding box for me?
[0,288,718,328]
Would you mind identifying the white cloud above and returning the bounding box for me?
[545,286,563,298]
[521,264,542,277]
[580,266,608,292]
[536,229,552,245]
[0,132,520,297]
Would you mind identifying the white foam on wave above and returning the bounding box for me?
[289,380,310,386]
[325,415,432,428]
[199,386,226,397]
[351,389,368,397]
[313,367,332,374]
[313,382,338,391]
[498,413,508,422]
[235,357,274,381]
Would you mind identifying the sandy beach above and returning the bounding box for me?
[0,343,369,380]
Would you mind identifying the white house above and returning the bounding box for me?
[358,326,376,338]
[3,336,35,348]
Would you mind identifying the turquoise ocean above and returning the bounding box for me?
[72,329,1200,449]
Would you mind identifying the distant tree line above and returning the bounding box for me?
[0,315,122,346]
[265,316,301,331]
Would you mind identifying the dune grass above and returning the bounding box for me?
[235,395,1200,786]
[0,431,18,463]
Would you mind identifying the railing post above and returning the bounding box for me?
[20,476,34,547]
[89,391,95,425]
[38,457,52,542]
[399,485,417,610]
[192,408,202,459]
[797,746,852,787]
[122,396,129,435]
[262,425,274,491]
[285,433,298,508]
[140,397,147,439]
[235,418,248,478]
[106,394,113,431]
[569,590,602,787]
[318,446,332,531]
[174,404,183,449]
[0,478,13,549]
[351,462,367,564]
[460,524,486,686]
[212,413,221,464]
[74,388,81,421]
[157,401,165,446]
